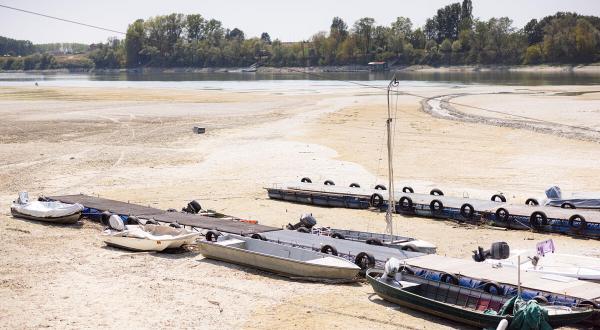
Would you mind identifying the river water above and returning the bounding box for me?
[0,71,599,91]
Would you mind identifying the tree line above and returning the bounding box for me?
[1,1,600,71]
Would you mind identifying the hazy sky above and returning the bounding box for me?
[1,0,599,44]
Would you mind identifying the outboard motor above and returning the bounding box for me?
[382,258,401,279]
[472,242,510,262]
[17,192,29,204]
[182,200,202,214]
[286,213,317,230]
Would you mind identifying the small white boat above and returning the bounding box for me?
[103,223,199,252]
[479,240,600,281]
[11,192,83,224]
[196,232,361,280]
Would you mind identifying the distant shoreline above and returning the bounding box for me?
[1,64,600,74]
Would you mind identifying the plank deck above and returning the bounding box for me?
[407,254,600,300]
[48,194,278,235]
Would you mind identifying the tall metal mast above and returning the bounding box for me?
[385,76,399,236]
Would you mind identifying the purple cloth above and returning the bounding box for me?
[536,239,555,257]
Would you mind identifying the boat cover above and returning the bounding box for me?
[544,186,600,208]
[12,201,83,218]
[110,225,196,241]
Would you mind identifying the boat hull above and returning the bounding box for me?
[10,208,81,224]
[366,270,593,328]
[196,240,359,280]
[103,234,198,252]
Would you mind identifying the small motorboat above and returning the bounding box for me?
[477,240,600,281]
[366,259,593,328]
[10,192,83,224]
[103,219,199,252]
[195,231,361,281]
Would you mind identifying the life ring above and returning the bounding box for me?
[354,252,376,270]
[430,188,444,196]
[402,186,414,193]
[301,177,312,183]
[366,238,383,246]
[349,183,360,188]
[251,233,267,240]
[491,194,506,203]
[568,214,587,232]
[482,281,504,295]
[331,233,345,240]
[495,208,510,224]
[525,198,539,206]
[370,193,384,208]
[561,202,575,209]
[530,211,548,229]
[430,199,444,215]
[320,245,338,256]
[374,184,387,190]
[440,273,459,285]
[324,180,335,186]
[460,203,475,219]
[398,196,413,212]
[205,230,221,242]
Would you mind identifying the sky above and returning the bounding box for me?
[0,0,599,44]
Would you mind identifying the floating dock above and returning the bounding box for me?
[48,194,278,235]
[266,183,600,238]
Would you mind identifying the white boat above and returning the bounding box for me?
[103,224,199,252]
[195,232,361,280]
[480,240,600,281]
[11,192,83,224]
[543,185,600,209]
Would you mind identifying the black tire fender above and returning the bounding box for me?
[402,186,414,193]
[296,227,310,233]
[576,300,599,309]
[482,281,504,295]
[205,230,221,242]
[399,265,415,275]
[331,233,345,240]
[430,188,444,196]
[301,177,312,183]
[561,202,575,209]
[460,203,475,219]
[398,196,413,212]
[370,193,384,208]
[568,214,587,231]
[374,184,387,190]
[354,252,376,270]
[530,211,548,229]
[349,183,360,188]
[440,273,459,285]
[320,244,338,256]
[401,245,417,252]
[324,180,335,186]
[525,198,539,206]
[366,238,383,246]
[532,295,549,304]
[251,233,267,240]
[491,194,506,203]
[495,208,510,223]
[430,199,444,214]
[169,223,182,228]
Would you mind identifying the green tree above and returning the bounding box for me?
[125,19,145,67]
[260,32,271,44]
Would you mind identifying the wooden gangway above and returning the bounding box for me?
[48,194,279,235]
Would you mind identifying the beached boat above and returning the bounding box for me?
[103,224,199,252]
[543,186,600,209]
[11,192,83,224]
[366,268,593,328]
[310,227,437,253]
[195,232,361,280]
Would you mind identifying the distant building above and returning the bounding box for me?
[368,61,389,72]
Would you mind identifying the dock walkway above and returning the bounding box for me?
[49,194,278,235]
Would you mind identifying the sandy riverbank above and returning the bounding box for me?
[1,83,599,329]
